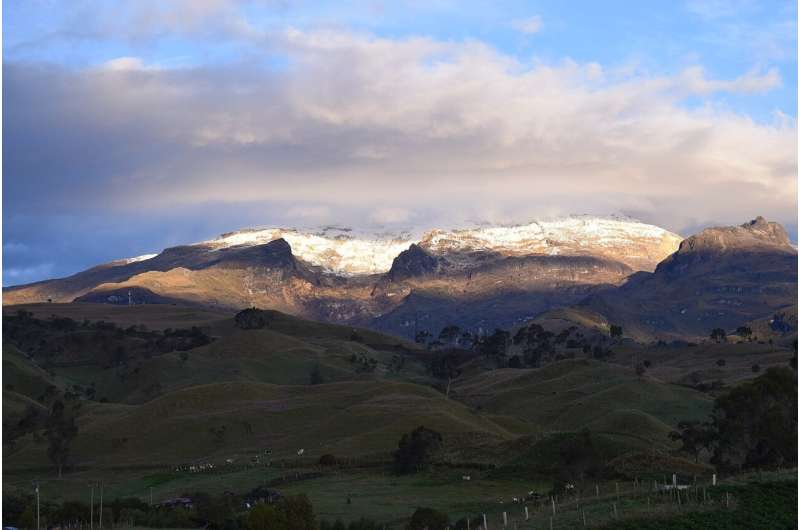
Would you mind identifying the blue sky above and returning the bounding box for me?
[3,0,798,285]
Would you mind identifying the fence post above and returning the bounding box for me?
[551,497,556,515]
[502,512,507,527]
[595,484,599,498]
[582,508,587,527]
[524,506,529,521]
[712,474,717,487]
[483,513,488,530]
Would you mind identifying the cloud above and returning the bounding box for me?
[3,28,797,284]
[686,0,758,20]
[511,15,543,35]
[680,66,781,94]
[370,207,412,225]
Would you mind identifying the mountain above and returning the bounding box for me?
[4,216,685,337]
[577,217,798,340]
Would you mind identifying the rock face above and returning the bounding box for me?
[580,217,797,340]
[1,216,697,338]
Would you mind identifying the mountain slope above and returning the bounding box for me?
[3,217,682,337]
[579,217,798,340]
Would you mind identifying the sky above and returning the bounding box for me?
[3,0,798,285]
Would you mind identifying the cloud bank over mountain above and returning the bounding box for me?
[3,1,797,284]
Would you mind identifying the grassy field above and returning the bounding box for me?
[453,359,713,443]
[3,303,795,530]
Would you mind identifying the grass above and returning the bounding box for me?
[453,359,712,445]
[5,379,520,470]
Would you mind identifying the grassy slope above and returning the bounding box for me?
[6,380,520,469]
[453,359,712,440]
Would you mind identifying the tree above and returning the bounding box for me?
[508,355,523,368]
[414,331,432,345]
[282,494,316,530]
[609,325,623,339]
[318,454,337,467]
[45,399,78,477]
[669,421,714,463]
[710,328,727,343]
[751,364,761,373]
[430,352,462,398]
[736,326,753,341]
[393,426,443,474]
[438,325,461,344]
[717,359,726,367]
[235,308,270,330]
[711,367,797,471]
[247,503,287,530]
[478,329,510,357]
[635,363,646,377]
[406,508,449,530]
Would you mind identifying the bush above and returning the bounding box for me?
[319,454,338,466]
[407,507,448,530]
[247,503,287,530]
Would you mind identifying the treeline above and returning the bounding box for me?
[422,321,620,375]
[4,310,213,369]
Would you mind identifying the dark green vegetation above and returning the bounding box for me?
[3,303,797,529]
[670,367,797,472]
[602,479,797,530]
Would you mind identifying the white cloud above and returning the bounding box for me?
[511,15,543,34]
[5,28,796,237]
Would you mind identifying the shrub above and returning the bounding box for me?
[407,507,448,530]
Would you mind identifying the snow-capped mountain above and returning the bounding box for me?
[4,216,794,342]
[194,216,682,275]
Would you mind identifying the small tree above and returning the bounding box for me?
[46,400,78,477]
[669,420,714,463]
[736,326,753,341]
[438,325,461,345]
[247,503,287,530]
[710,328,727,343]
[609,325,623,339]
[393,426,443,474]
[282,494,316,530]
[407,508,449,530]
[717,359,726,367]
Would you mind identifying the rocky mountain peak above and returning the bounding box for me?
[676,217,794,255]
[388,244,440,281]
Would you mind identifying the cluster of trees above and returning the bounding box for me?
[234,308,274,330]
[421,321,618,377]
[4,391,81,477]
[4,310,213,370]
[670,367,797,471]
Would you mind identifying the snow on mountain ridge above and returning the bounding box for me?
[188,216,682,275]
